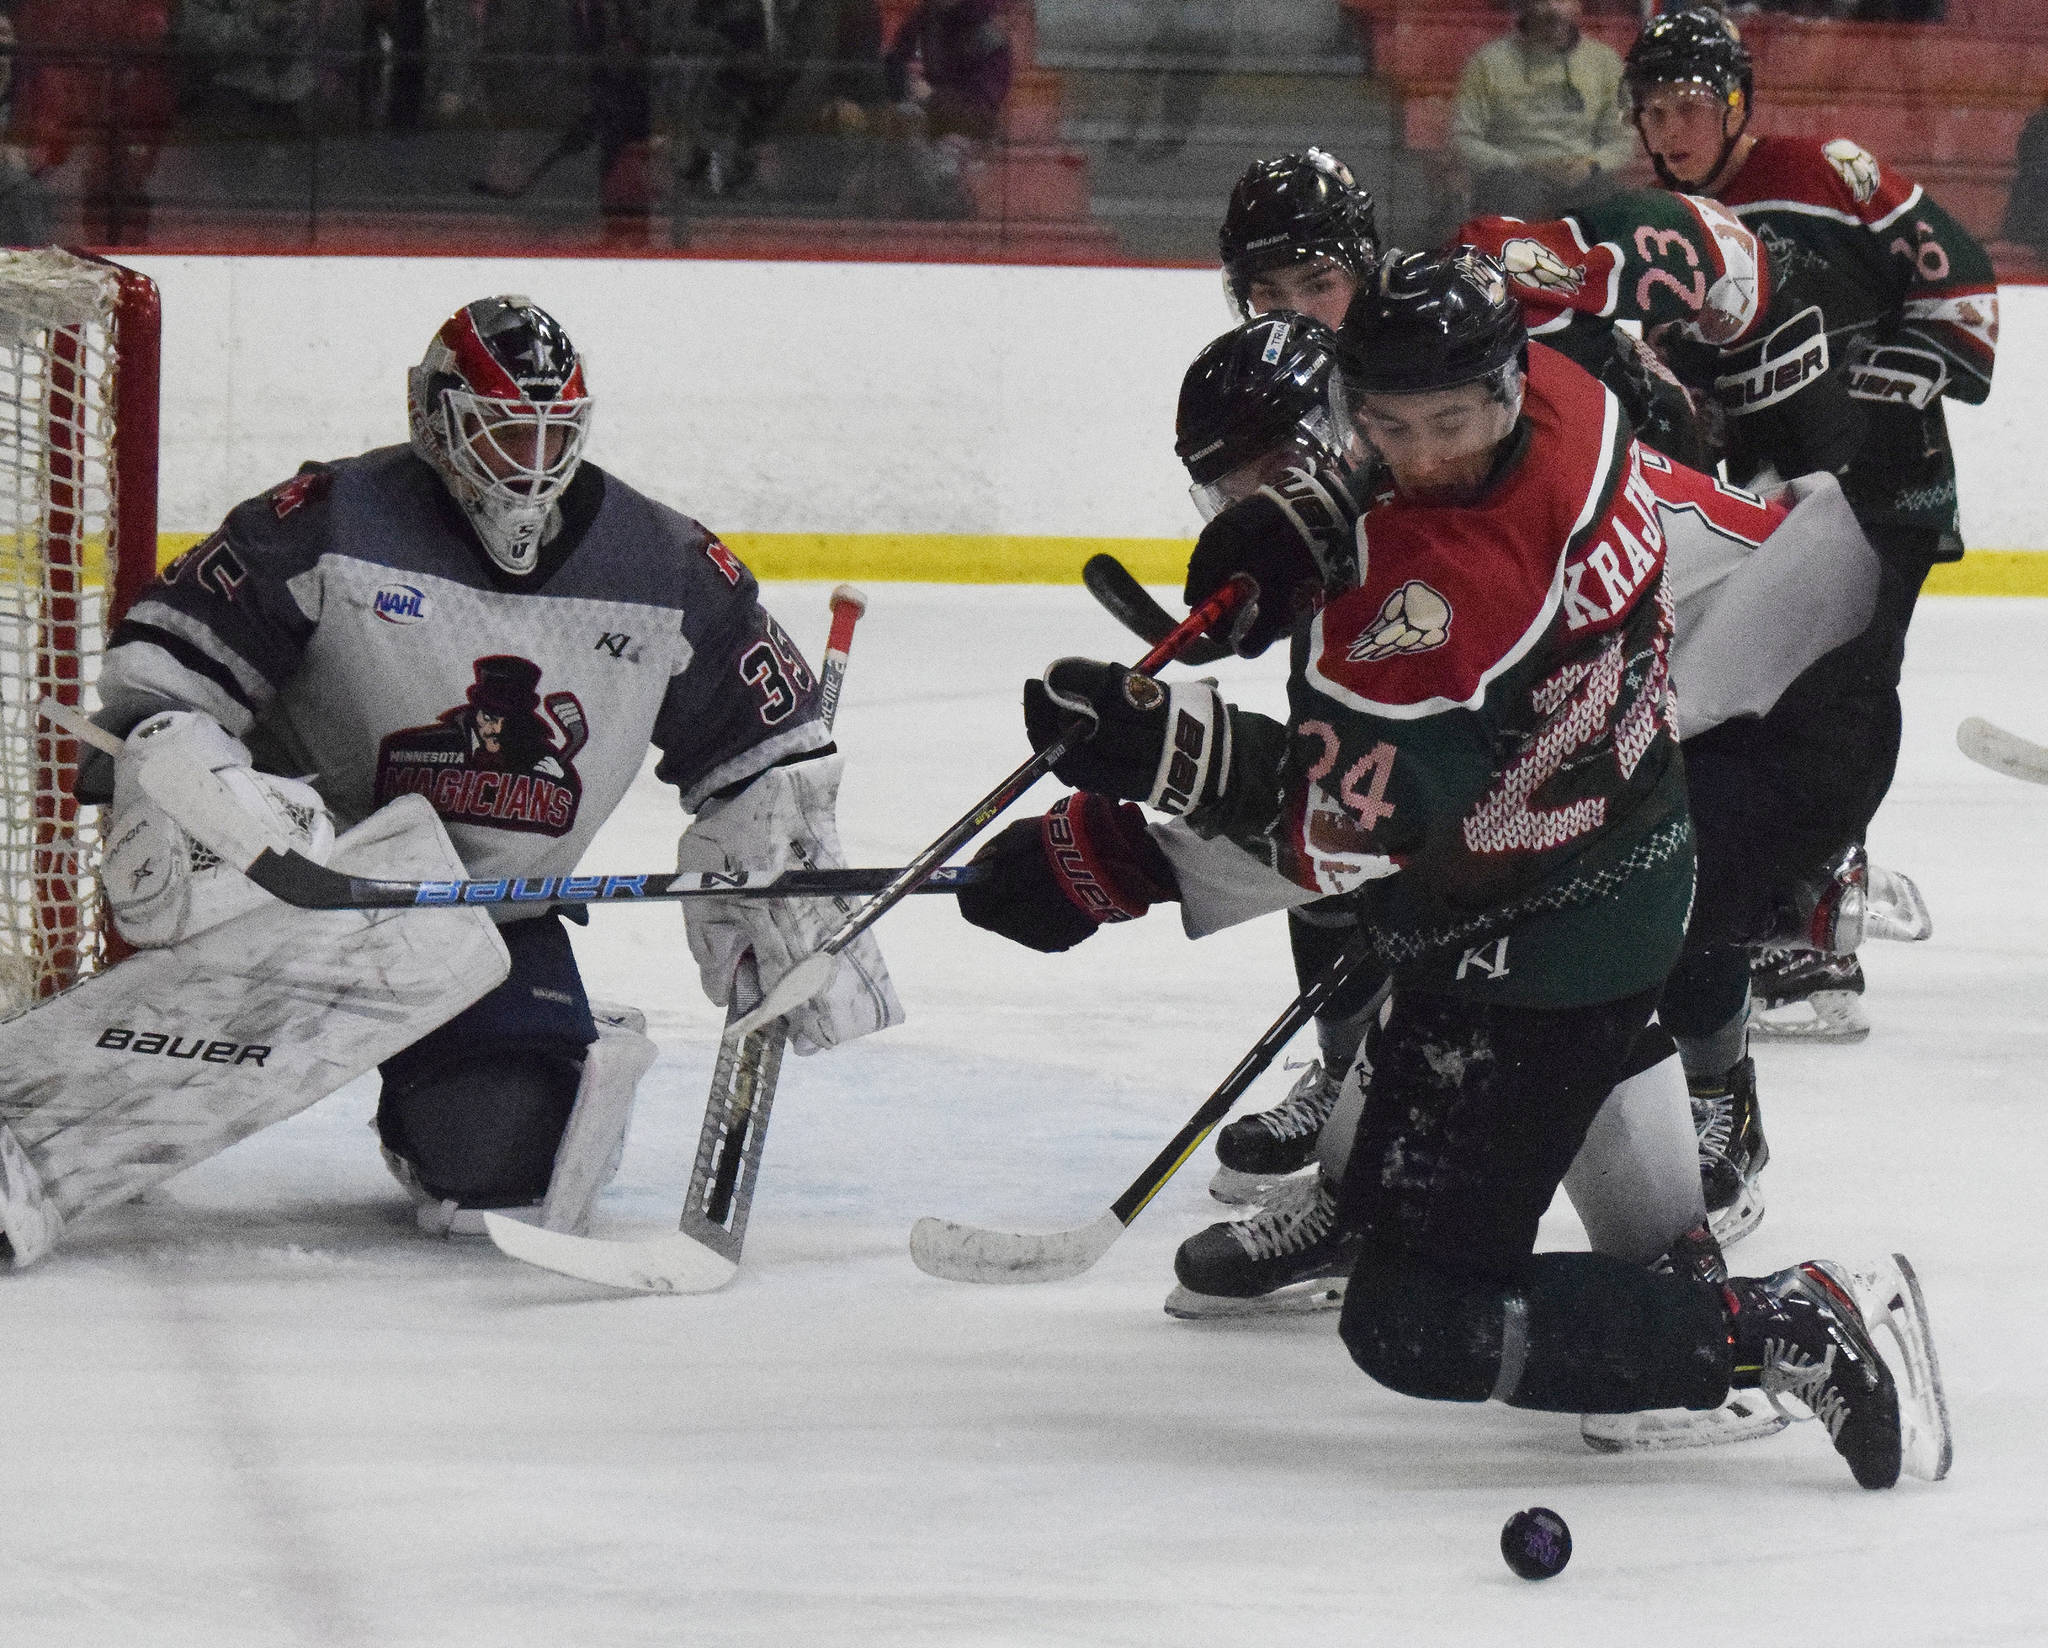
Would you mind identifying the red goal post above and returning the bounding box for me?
[0,249,161,1013]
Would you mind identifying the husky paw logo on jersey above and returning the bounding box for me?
[374,655,587,836]
[1822,139,1881,205]
[1346,581,1452,663]
[1499,238,1583,297]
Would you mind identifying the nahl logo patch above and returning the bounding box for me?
[1347,581,1452,663]
[96,1027,272,1065]
[373,584,431,625]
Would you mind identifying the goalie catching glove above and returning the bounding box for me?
[958,792,1181,953]
[677,753,902,1054]
[101,710,335,949]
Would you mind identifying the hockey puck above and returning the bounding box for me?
[1499,1507,1571,1580]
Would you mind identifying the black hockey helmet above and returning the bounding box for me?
[1175,313,1351,519]
[1625,8,1754,115]
[1219,150,1380,316]
[1334,248,1527,398]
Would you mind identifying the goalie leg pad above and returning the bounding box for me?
[540,1002,658,1235]
[0,795,508,1266]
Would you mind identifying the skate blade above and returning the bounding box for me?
[1865,866,1933,942]
[1581,1392,1790,1453]
[1843,1252,1953,1481]
[1164,1277,1346,1320]
[1751,990,1870,1043]
[1207,1164,1313,1206]
[1706,1182,1765,1248]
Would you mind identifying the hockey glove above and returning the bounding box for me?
[1024,658,1230,819]
[1184,464,1359,657]
[677,753,904,1055]
[957,792,1181,953]
[103,710,335,948]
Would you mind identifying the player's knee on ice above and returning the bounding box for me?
[376,912,597,1208]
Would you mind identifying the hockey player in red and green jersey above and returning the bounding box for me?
[998,251,1946,1488]
[1625,7,1990,1039]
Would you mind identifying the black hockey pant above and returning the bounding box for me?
[1334,988,1732,1415]
[1660,538,1937,1047]
[377,912,597,1207]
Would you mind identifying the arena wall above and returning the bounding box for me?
[126,256,2048,589]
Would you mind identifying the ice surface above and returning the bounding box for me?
[8,586,2045,1647]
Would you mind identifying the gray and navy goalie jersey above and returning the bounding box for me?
[99,446,829,891]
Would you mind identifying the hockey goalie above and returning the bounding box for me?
[0,296,899,1269]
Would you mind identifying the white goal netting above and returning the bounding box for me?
[0,250,129,1015]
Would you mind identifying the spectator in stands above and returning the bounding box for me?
[0,8,55,246]
[7,0,175,243]
[178,0,326,143]
[1452,0,1636,219]
[2005,99,2048,258]
[881,0,1011,219]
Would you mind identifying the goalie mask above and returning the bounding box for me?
[408,297,593,577]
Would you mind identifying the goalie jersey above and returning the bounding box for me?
[97,447,829,896]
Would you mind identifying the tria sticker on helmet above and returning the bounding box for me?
[1821,139,1881,205]
[1261,322,1290,365]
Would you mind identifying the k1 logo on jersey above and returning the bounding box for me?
[373,584,431,625]
[374,655,587,836]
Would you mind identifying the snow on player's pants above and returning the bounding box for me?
[376,912,598,1209]
[1334,987,1732,1416]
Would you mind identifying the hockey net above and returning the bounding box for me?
[0,250,160,1015]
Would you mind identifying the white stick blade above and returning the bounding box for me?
[727,951,835,1040]
[1957,716,2048,785]
[908,1209,1123,1284]
[482,1213,739,1294]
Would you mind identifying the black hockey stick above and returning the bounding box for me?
[487,586,871,1292]
[1082,552,1232,666]
[725,573,1258,1040]
[908,926,1377,1284]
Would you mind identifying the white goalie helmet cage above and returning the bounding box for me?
[407,296,594,577]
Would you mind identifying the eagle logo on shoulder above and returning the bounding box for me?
[1822,139,1881,205]
[1346,581,1452,663]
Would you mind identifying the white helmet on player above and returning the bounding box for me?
[407,296,593,577]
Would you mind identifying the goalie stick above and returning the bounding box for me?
[1081,553,1232,665]
[483,586,870,1291]
[34,704,987,910]
[725,572,1257,1041]
[1957,716,2048,786]
[909,926,1376,1284]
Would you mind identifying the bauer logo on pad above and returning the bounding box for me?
[373,585,431,625]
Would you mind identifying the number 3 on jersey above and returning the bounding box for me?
[738,617,817,726]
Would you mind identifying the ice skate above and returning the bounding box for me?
[1864,863,1933,943]
[1835,1253,1952,1480]
[1728,1260,1903,1489]
[1167,1170,1360,1319]
[1209,1061,1342,1203]
[1691,1056,1768,1245]
[1750,948,1870,1042]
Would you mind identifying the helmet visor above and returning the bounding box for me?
[1187,413,1352,522]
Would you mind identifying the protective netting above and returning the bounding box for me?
[0,250,126,1016]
